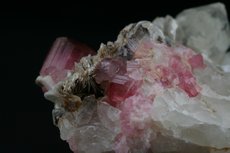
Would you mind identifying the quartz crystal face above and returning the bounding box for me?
[36,3,230,153]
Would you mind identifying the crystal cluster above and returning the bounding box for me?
[36,3,230,153]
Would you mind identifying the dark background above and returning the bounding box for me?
[1,1,229,153]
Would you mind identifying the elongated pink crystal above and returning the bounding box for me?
[40,37,95,82]
[38,37,95,91]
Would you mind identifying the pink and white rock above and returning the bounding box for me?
[36,3,230,153]
[36,37,95,92]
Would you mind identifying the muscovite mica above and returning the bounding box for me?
[36,3,230,153]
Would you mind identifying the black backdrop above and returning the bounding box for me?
[1,1,229,153]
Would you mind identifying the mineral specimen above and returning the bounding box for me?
[36,3,230,153]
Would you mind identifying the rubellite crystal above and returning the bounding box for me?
[36,3,230,153]
[36,37,95,92]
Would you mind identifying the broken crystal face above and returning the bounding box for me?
[36,3,230,153]
[176,3,230,65]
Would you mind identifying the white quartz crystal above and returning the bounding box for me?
[176,3,230,65]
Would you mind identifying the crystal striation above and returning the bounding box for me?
[36,3,230,153]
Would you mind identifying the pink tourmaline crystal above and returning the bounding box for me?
[38,37,95,91]
[106,79,141,107]
[188,54,205,69]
